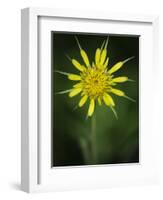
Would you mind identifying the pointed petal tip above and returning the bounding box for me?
[123,56,135,64]
[104,36,109,49]
[110,106,118,120]
[55,89,72,95]
[75,36,82,50]
[101,40,105,50]
[54,70,69,76]
[124,95,136,102]
[128,79,135,82]
[65,53,71,61]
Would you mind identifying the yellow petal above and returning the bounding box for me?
[69,88,82,97]
[72,59,86,72]
[99,38,109,65]
[68,74,81,81]
[98,98,102,106]
[95,48,101,65]
[103,57,109,68]
[80,49,90,67]
[108,56,134,74]
[103,93,115,106]
[100,49,107,65]
[112,76,128,83]
[88,99,95,117]
[111,88,125,96]
[73,82,83,88]
[79,95,88,107]
[108,61,123,74]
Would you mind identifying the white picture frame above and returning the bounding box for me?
[21,7,159,193]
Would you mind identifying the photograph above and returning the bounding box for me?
[52,32,139,167]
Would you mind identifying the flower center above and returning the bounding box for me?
[81,67,111,99]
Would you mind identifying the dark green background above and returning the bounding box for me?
[52,32,139,167]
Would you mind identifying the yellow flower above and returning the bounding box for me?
[56,37,135,118]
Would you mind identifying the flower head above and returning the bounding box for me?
[56,36,135,118]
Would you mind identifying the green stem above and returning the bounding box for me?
[91,113,96,164]
[79,137,90,165]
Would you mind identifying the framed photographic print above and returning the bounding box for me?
[21,8,159,193]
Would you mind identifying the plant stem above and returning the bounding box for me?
[91,113,96,164]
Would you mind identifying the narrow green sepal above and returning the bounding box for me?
[110,106,118,120]
[124,95,136,102]
[55,89,72,95]
[128,79,135,82]
[54,70,69,76]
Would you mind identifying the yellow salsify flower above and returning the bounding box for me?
[56,37,135,118]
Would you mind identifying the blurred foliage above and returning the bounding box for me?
[52,33,139,166]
